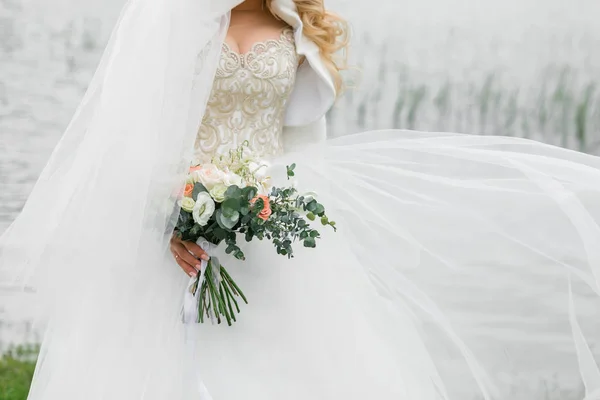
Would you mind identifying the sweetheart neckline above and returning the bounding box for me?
[222,27,294,58]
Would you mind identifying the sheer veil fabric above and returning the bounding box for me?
[0,0,240,397]
[0,0,599,399]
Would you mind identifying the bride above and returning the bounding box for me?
[1,0,600,398]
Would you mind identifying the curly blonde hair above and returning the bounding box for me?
[267,0,349,95]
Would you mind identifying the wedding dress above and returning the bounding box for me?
[2,0,600,399]
[184,27,443,399]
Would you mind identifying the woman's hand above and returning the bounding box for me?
[170,234,210,278]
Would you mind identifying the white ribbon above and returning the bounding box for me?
[181,237,222,324]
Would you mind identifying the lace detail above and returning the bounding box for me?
[194,28,298,162]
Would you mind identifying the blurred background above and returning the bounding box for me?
[1,0,599,398]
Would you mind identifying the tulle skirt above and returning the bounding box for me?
[20,130,600,399]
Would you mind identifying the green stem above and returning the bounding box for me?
[222,279,240,313]
[206,261,234,325]
[198,281,207,323]
[193,263,247,324]
[221,268,248,304]
[206,267,221,324]
[218,284,233,326]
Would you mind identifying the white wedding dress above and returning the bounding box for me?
[181,26,600,399]
[184,28,442,399]
[3,2,600,399]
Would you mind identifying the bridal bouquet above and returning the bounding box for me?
[175,143,336,325]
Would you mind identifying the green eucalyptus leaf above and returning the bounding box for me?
[303,237,316,248]
[222,198,241,213]
[242,186,258,201]
[192,183,208,198]
[225,185,242,199]
[212,227,228,241]
[314,203,325,215]
[286,163,296,178]
[225,213,240,229]
[216,209,239,230]
[241,214,252,225]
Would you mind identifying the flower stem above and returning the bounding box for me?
[196,262,247,324]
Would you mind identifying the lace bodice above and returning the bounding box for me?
[193,28,298,162]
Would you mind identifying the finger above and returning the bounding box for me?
[171,241,201,275]
[179,249,204,272]
[174,255,198,278]
[182,241,210,261]
[173,244,203,272]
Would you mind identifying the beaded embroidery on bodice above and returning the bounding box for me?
[193,28,298,162]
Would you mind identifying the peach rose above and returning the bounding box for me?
[251,194,272,221]
[183,183,194,198]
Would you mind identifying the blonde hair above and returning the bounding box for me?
[267,0,349,95]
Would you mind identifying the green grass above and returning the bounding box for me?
[331,64,600,155]
[0,345,37,400]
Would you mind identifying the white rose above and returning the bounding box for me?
[209,183,228,203]
[192,164,224,190]
[192,192,215,226]
[222,171,243,187]
[179,197,196,212]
